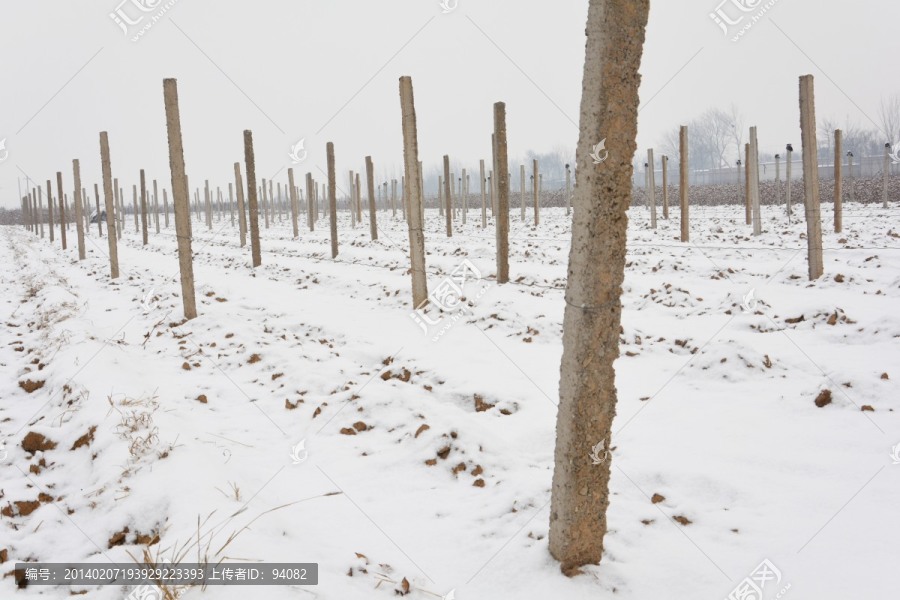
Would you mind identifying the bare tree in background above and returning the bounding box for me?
[879,93,900,144]
[727,102,745,160]
[660,107,735,170]
[549,0,649,574]
[699,108,732,168]
[818,117,840,159]
[838,119,882,157]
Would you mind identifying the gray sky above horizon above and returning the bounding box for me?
[1,0,898,208]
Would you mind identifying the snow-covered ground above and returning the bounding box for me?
[2,202,899,599]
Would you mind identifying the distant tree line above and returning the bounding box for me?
[657,93,900,168]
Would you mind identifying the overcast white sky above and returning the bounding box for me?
[1,0,898,208]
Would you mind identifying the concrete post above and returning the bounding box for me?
[119,185,125,238]
[99,132,119,278]
[774,153,781,206]
[56,172,67,249]
[163,189,169,229]
[884,143,891,209]
[749,127,761,236]
[308,181,313,225]
[438,175,444,217]
[480,159,487,228]
[644,162,650,208]
[327,142,338,258]
[276,182,282,222]
[22,196,30,233]
[193,180,200,223]
[391,179,396,220]
[72,160,86,259]
[401,176,408,221]
[94,183,102,236]
[235,163,247,247]
[418,161,425,224]
[565,164,572,216]
[244,130,262,267]
[548,0,650,570]
[491,135,498,215]
[366,155,377,240]
[83,188,90,234]
[443,156,452,237]
[132,185,139,232]
[288,168,299,238]
[680,125,689,243]
[847,151,854,204]
[744,143,751,225]
[391,179,397,218]
[520,164,526,221]
[355,172,362,224]
[228,183,234,227]
[306,173,315,233]
[46,180,54,243]
[26,193,33,233]
[461,170,467,225]
[207,180,214,229]
[648,149,657,229]
[539,173,543,211]
[348,171,356,227]
[533,158,540,225]
[113,180,121,240]
[261,178,269,229]
[494,102,510,284]
[36,187,44,238]
[452,172,457,219]
[399,76,427,308]
[26,194,33,233]
[799,75,824,280]
[834,130,842,233]
[163,78,197,319]
[661,155,669,219]
[786,144,794,218]
[140,170,149,245]
[270,180,276,223]
[153,180,160,234]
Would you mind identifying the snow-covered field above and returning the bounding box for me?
[2,202,899,599]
